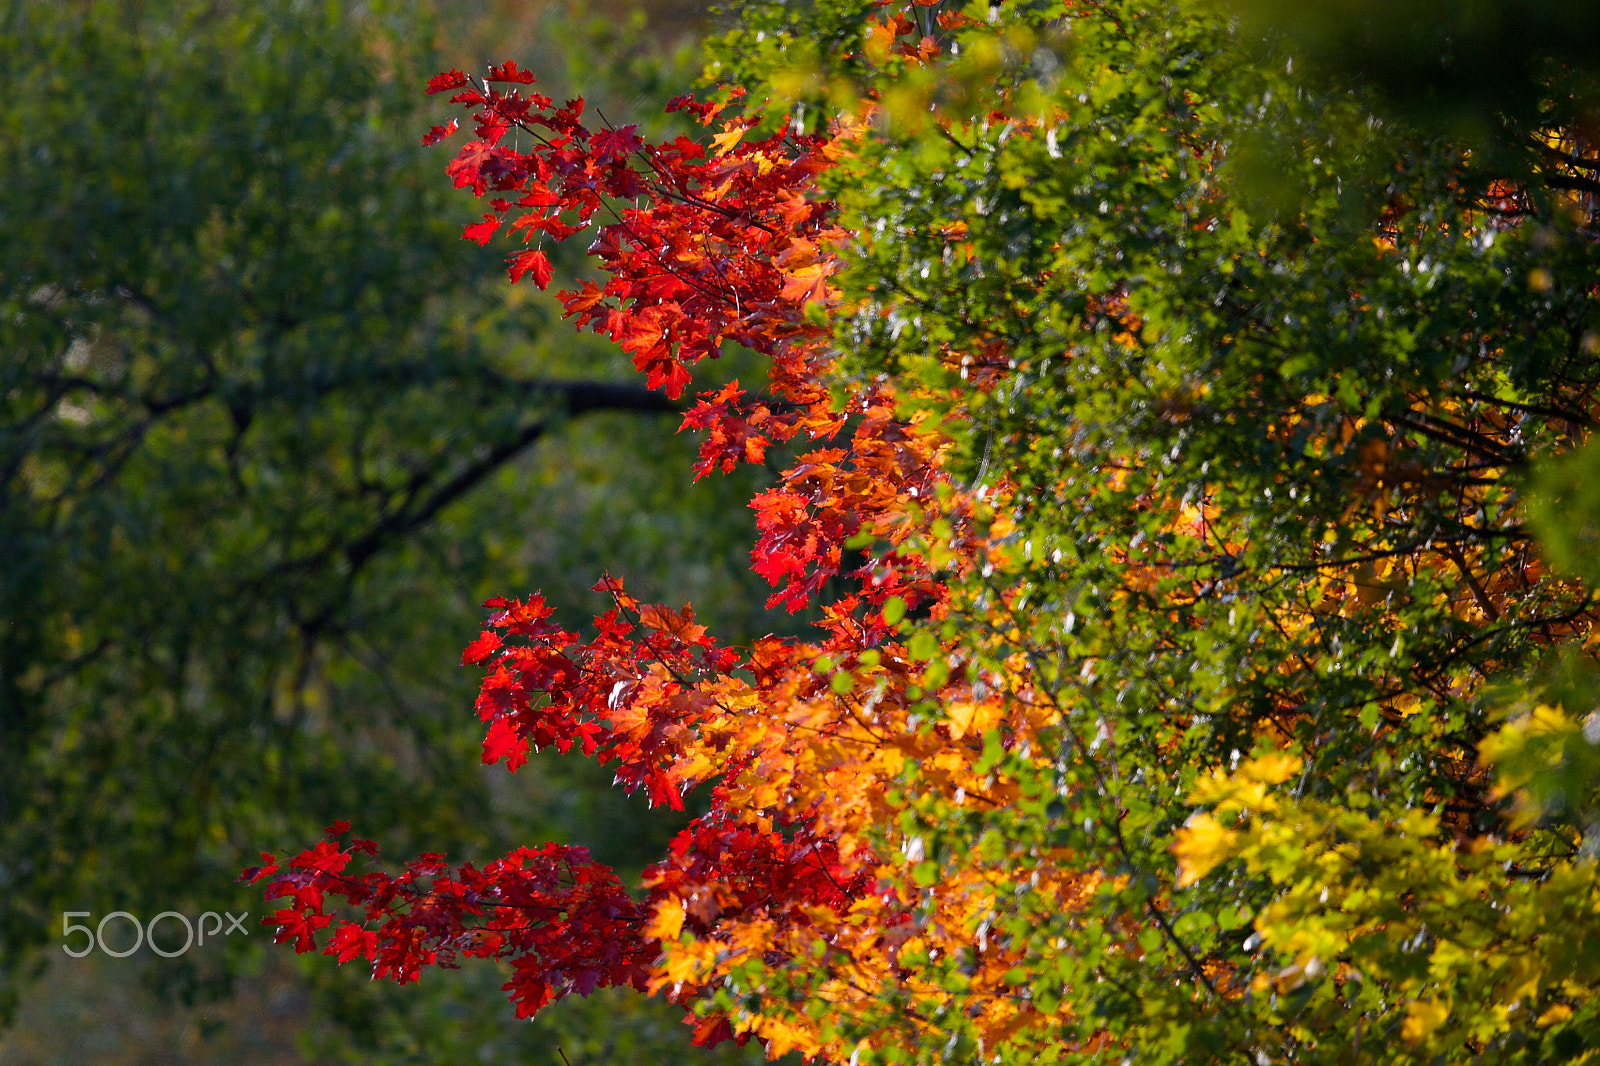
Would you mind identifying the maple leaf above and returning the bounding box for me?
[559,280,607,320]
[779,261,836,305]
[421,119,459,146]
[461,629,503,664]
[636,603,708,646]
[446,142,524,195]
[485,60,536,84]
[482,715,530,771]
[238,852,280,884]
[463,215,501,246]
[474,112,511,145]
[709,126,746,157]
[291,839,352,875]
[268,908,332,953]
[591,124,643,162]
[691,1013,738,1047]
[505,968,552,1018]
[426,70,469,94]
[646,896,686,940]
[327,922,378,963]
[508,249,552,288]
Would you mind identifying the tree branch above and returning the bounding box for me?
[297,379,680,634]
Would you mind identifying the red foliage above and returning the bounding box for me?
[249,63,955,1050]
[246,830,652,1013]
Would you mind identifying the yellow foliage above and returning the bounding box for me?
[1537,1004,1574,1028]
[1172,813,1238,888]
[1238,751,1302,786]
[646,896,685,941]
[1401,998,1451,1042]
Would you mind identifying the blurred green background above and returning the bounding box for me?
[0,0,790,1061]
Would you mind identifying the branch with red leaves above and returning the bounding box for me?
[467,578,739,808]
[244,827,651,1017]
[246,60,957,1052]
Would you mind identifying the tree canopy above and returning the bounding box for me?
[251,0,1600,1062]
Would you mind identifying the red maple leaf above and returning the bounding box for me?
[462,214,501,245]
[426,70,469,95]
[461,629,503,664]
[591,124,643,162]
[421,119,459,146]
[485,60,536,84]
[508,249,552,288]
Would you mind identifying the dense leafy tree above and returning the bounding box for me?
[246,0,1600,1061]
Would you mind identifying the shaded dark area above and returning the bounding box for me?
[1229,0,1600,146]
[0,0,776,1061]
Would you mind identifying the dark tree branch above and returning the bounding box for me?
[297,378,680,635]
[1541,172,1600,198]
[1447,389,1597,429]
[348,380,679,571]
[343,419,547,575]
[1538,142,1600,173]
[532,379,680,417]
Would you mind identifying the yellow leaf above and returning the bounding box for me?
[945,698,999,740]
[710,126,745,157]
[673,750,716,785]
[653,939,715,990]
[863,19,896,64]
[1172,813,1237,888]
[1537,1004,1574,1028]
[1500,956,1540,1005]
[1401,998,1451,1043]
[946,699,978,739]
[756,1017,822,1058]
[1525,703,1573,735]
[645,897,685,941]
[1239,752,1301,786]
[741,778,781,808]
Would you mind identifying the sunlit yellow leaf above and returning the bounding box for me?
[645,897,685,941]
[1239,752,1302,786]
[1537,1004,1574,1028]
[1401,999,1451,1043]
[709,126,745,157]
[1172,813,1238,888]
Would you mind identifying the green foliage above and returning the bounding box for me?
[0,0,770,1060]
[693,0,1600,1060]
[1529,438,1600,586]
[0,0,514,1006]
[1185,753,1600,1061]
